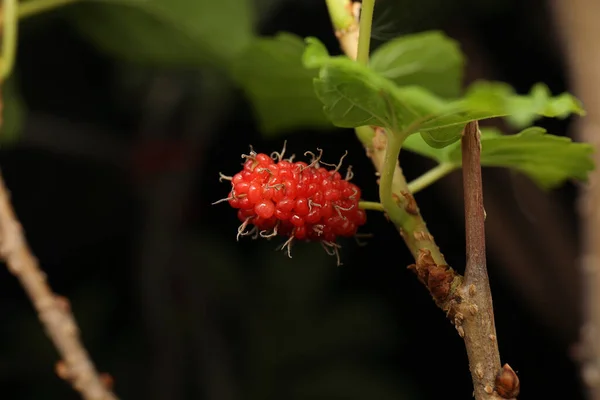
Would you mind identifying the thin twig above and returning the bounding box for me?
[1,4,114,394]
[462,122,487,284]
[459,121,510,399]
[0,174,117,400]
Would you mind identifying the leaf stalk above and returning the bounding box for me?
[407,163,456,193]
[379,132,407,225]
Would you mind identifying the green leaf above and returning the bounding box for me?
[417,81,585,148]
[303,38,438,134]
[462,81,585,128]
[0,77,26,145]
[230,33,331,134]
[302,37,331,67]
[403,127,594,189]
[303,38,583,147]
[370,30,464,98]
[68,0,254,68]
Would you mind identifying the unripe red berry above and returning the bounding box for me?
[217,147,367,264]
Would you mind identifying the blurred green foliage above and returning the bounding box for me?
[369,31,464,98]
[229,33,330,134]
[0,77,26,145]
[70,0,255,68]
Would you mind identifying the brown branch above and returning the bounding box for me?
[0,174,117,399]
[459,121,518,399]
[462,121,487,286]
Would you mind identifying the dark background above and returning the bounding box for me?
[0,0,585,399]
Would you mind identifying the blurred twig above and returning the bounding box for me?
[552,1,600,398]
[0,171,117,400]
[0,0,117,397]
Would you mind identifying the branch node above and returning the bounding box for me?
[469,283,477,296]
[408,249,458,306]
[55,295,71,312]
[475,363,484,379]
[55,360,70,380]
[100,373,115,391]
[454,312,465,338]
[469,303,479,315]
[495,363,520,399]
[401,191,418,215]
[372,126,387,150]
[413,231,434,242]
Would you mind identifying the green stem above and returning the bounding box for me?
[407,163,456,194]
[379,133,406,225]
[356,0,375,65]
[358,201,385,212]
[18,0,78,20]
[1,0,18,79]
[324,0,355,30]
[355,125,375,148]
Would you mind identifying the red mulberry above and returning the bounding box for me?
[215,144,367,265]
